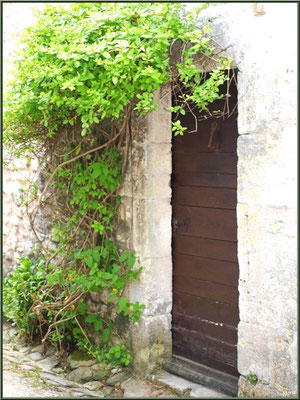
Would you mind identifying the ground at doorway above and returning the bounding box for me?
[154,371,228,398]
[3,322,229,398]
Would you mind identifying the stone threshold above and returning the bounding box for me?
[154,370,230,399]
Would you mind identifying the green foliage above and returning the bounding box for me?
[79,339,132,367]
[246,373,258,385]
[3,148,144,366]
[3,2,230,157]
[3,2,232,367]
[172,120,188,136]
[3,255,46,335]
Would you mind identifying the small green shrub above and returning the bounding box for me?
[246,373,258,385]
[78,339,132,367]
[3,255,46,335]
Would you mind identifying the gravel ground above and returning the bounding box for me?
[3,357,72,398]
[2,321,228,399]
[2,321,184,398]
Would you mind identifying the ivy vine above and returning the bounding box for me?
[3,2,233,366]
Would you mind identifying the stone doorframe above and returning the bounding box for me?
[118,84,173,375]
[120,81,238,377]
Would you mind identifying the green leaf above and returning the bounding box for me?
[126,254,136,268]
[92,221,104,234]
[101,248,108,259]
[85,314,97,323]
[46,274,56,285]
[102,272,112,280]
[119,252,128,262]
[112,264,121,274]
[72,327,82,337]
[59,277,65,286]
[85,256,94,268]
[102,328,110,343]
[102,51,111,59]
[92,248,101,263]
[107,293,118,303]
[94,318,102,331]
[112,76,118,85]
[77,302,89,314]
[117,297,127,314]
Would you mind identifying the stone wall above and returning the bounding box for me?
[118,2,298,397]
[201,3,297,397]
[3,3,45,275]
[2,3,67,275]
[3,159,39,275]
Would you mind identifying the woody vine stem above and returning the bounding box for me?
[3,3,234,365]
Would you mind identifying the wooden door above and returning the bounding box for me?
[171,77,239,381]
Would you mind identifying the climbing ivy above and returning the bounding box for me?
[4,2,231,156]
[3,2,232,365]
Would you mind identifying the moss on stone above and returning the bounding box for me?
[68,350,91,362]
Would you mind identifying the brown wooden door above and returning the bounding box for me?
[171,79,239,378]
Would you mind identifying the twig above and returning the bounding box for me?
[75,317,93,347]
[41,316,74,343]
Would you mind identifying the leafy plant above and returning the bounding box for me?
[246,373,258,385]
[3,254,46,335]
[79,339,132,367]
[3,2,233,366]
[172,120,188,136]
[3,2,231,159]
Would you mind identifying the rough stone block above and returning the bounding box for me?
[130,314,172,376]
[237,200,297,335]
[237,130,297,208]
[132,198,172,259]
[238,66,296,135]
[129,256,172,316]
[131,141,146,172]
[121,378,153,398]
[238,376,255,398]
[271,334,298,392]
[238,222,297,305]
[83,381,104,391]
[147,86,172,144]
[68,366,110,383]
[39,372,76,387]
[131,112,148,143]
[106,371,131,386]
[133,173,171,199]
[67,350,96,370]
[119,175,132,198]
[236,203,250,280]
[146,143,172,176]
[238,375,297,399]
[155,371,228,398]
[117,196,132,226]
[239,295,283,329]
[238,320,297,394]
[238,322,273,377]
